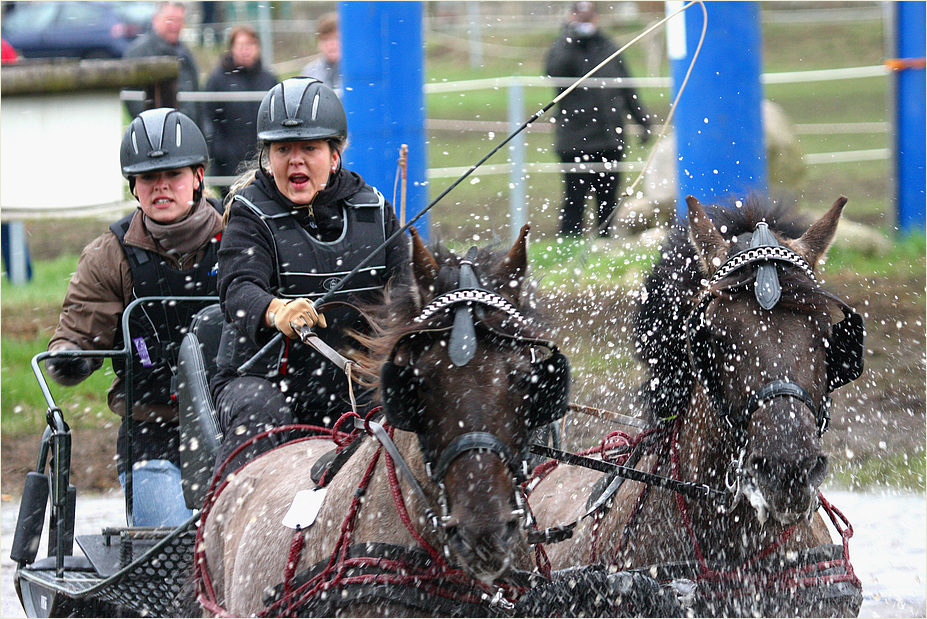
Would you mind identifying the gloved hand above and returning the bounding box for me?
[269,298,327,338]
[46,349,93,386]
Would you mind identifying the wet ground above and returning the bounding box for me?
[1,489,923,617]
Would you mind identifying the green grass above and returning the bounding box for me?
[824,230,926,276]
[1,253,118,434]
[828,449,927,493]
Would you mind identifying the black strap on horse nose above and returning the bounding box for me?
[745,379,830,435]
[448,247,481,367]
[429,431,524,484]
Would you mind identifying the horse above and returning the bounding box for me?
[193,225,572,617]
[527,195,865,617]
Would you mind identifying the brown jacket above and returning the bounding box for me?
[48,201,223,422]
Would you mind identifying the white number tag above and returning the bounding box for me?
[282,488,328,529]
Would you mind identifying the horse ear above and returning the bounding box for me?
[790,196,847,270]
[409,226,438,300]
[687,196,729,276]
[495,224,529,299]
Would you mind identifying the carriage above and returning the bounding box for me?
[11,199,865,618]
[10,294,222,617]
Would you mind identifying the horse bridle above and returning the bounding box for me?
[379,251,570,527]
[686,223,865,503]
[687,224,864,437]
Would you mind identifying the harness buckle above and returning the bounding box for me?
[484,588,515,611]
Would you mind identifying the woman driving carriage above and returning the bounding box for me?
[211,77,410,475]
[45,108,223,527]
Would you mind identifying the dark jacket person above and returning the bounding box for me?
[211,78,410,475]
[545,1,651,237]
[203,24,278,193]
[123,2,200,124]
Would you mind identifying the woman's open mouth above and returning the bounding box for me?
[289,174,310,188]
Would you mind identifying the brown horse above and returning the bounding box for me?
[195,226,570,617]
[529,196,864,617]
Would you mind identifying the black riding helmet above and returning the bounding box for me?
[256,77,347,143]
[120,108,208,178]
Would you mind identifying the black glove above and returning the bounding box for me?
[46,350,93,386]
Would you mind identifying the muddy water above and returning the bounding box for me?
[1,490,924,617]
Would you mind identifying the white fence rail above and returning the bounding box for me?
[10,64,891,222]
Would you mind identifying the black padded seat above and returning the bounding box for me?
[177,304,224,510]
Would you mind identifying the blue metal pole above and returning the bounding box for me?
[339,1,429,238]
[894,2,926,233]
[668,1,767,217]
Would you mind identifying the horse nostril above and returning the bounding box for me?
[807,454,829,488]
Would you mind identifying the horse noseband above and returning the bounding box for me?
[745,380,831,436]
[428,432,526,484]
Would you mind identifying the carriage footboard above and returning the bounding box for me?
[15,514,197,618]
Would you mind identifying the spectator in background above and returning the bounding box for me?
[124,2,201,124]
[204,25,278,197]
[300,12,341,96]
[545,1,651,238]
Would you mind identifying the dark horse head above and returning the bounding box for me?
[635,195,863,526]
[361,225,570,583]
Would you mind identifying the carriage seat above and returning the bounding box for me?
[177,303,224,510]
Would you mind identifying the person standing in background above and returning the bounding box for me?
[204,24,278,197]
[124,1,201,124]
[545,1,651,238]
[300,12,341,97]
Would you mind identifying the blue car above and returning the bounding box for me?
[1,1,156,60]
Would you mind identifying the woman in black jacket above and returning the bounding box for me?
[203,25,278,195]
[211,78,409,474]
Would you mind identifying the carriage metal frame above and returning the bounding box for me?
[11,296,218,618]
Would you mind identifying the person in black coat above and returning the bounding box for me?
[203,25,278,195]
[211,78,410,475]
[545,1,652,237]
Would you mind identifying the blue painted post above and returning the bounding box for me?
[667,1,767,216]
[893,2,926,233]
[339,1,428,238]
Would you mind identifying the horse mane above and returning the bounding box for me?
[351,238,550,386]
[633,194,832,425]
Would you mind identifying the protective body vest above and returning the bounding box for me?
[219,183,388,377]
[110,204,221,407]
